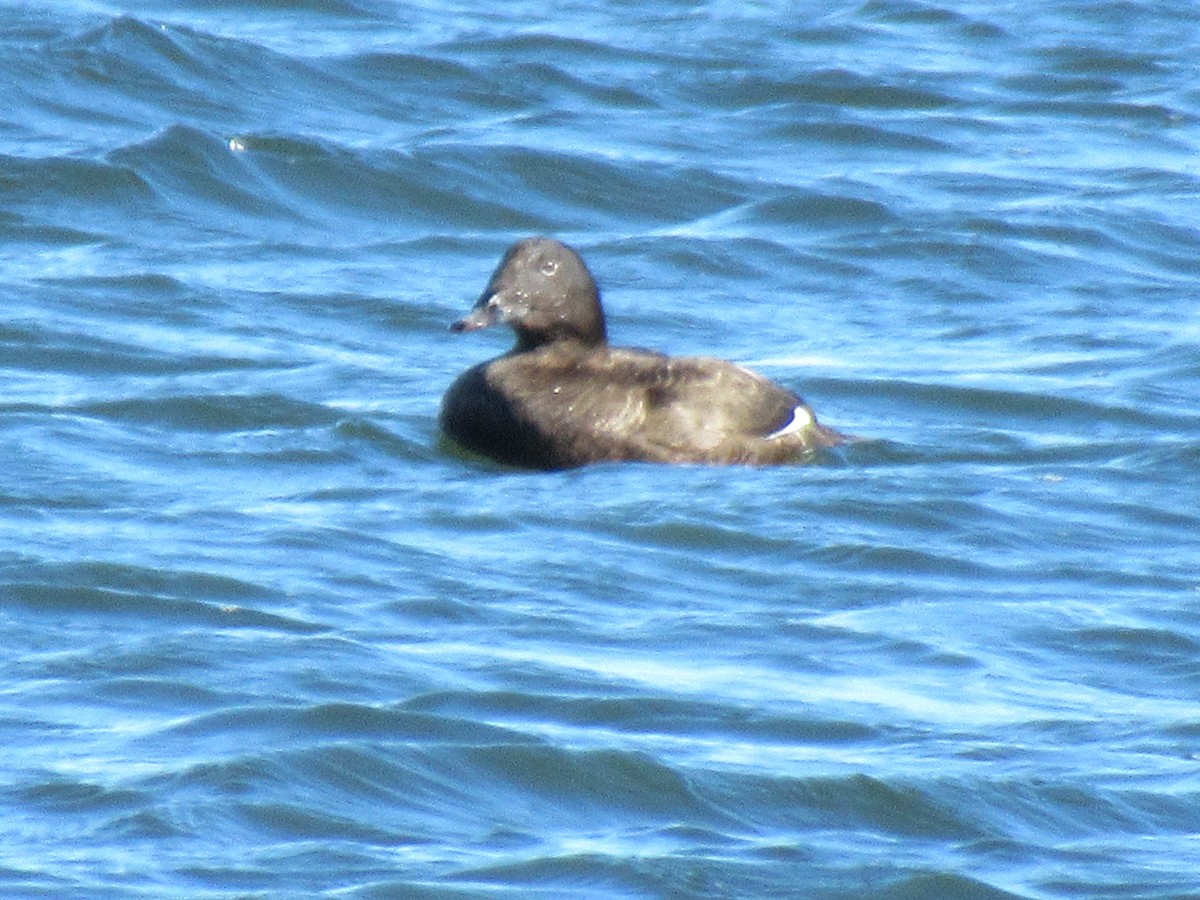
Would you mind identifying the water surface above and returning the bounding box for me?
[3,1,1200,897]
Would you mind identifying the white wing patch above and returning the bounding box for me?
[765,404,814,440]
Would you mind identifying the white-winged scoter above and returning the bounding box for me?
[440,237,844,469]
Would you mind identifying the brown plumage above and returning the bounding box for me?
[440,237,844,469]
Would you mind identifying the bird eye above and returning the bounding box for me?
[539,259,559,276]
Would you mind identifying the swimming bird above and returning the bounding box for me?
[439,237,844,469]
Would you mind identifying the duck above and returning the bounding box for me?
[439,237,844,469]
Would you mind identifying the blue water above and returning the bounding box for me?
[4,1,1200,897]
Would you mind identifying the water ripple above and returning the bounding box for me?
[4,1,1200,897]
